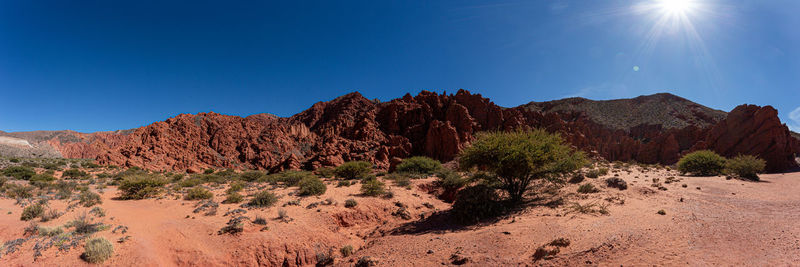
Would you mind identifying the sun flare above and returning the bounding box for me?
[657,0,696,15]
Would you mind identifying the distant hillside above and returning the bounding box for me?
[522,93,728,131]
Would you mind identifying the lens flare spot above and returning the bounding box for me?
[633,66,640,71]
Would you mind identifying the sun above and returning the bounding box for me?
[657,0,696,15]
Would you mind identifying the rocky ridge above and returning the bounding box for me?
[2,90,798,172]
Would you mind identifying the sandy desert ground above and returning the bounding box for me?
[1,166,799,266]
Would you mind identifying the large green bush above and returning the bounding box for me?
[726,155,766,181]
[334,161,372,180]
[459,129,585,203]
[298,176,327,196]
[83,237,114,263]
[395,156,441,176]
[2,166,36,180]
[117,175,168,199]
[677,150,726,176]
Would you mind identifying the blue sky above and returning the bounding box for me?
[1,0,798,132]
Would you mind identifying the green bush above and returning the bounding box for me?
[83,237,114,263]
[451,185,504,223]
[117,175,168,200]
[677,150,727,176]
[249,190,278,207]
[334,161,373,180]
[577,183,599,194]
[340,245,354,257]
[274,170,316,186]
[298,177,327,196]
[238,171,265,182]
[395,156,441,176]
[184,187,213,200]
[315,167,336,178]
[79,190,103,207]
[360,178,386,197]
[223,192,244,204]
[179,177,204,188]
[227,181,246,193]
[63,168,89,179]
[459,129,586,203]
[2,166,36,180]
[21,203,45,221]
[30,174,55,189]
[344,199,358,208]
[726,155,766,181]
[5,184,34,198]
[436,169,467,191]
[204,168,215,174]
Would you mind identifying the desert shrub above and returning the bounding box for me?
[238,171,264,182]
[82,237,114,263]
[252,216,267,225]
[360,178,386,197]
[298,176,326,196]
[184,187,213,200]
[567,173,584,184]
[394,156,441,176]
[249,190,278,207]
[334,161,372,180]
[340,245,354,257]
[63,168,89,179]
[204,168,215,174]
[223,192,244,204]
[436,169,467,191]
[117,175,168,200]
[389,174,411,187]
[40,209,61,222]
[42,162,62,170]
[79,190,103,207]
[337,180,351,187]
[38,226,64,237]
[0,177,6,187]
[597,167,609,176]
[2,166,36,180]
[179,177,204,188]
[84,162,101,168]
[459,129,586,203]
[196,173,225,184]
[20,203,45,221]
[30,174,55,189]
[227,181,246,193]
[725,155,766,181]
[274,171,316,186]
[344,199,358,208]
[90,206,106,217]
[9,158,20,163]
[585,169,601,178]
[315,167,336,178]
[5,184,34,198]
[577,183,599,193]
[451,185,504,223]
[677,150,726,176]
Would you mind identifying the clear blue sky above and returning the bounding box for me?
[1,0,798,132]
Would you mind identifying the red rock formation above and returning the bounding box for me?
[11,90,798,173]
[690,105,800,172]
